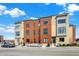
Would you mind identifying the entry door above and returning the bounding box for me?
[26,39,30,43]
[52,37,56,45]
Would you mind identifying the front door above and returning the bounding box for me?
[26,39,30,43]
[52,37,56,46]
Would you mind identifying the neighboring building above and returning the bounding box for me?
[1,40,15,45]
[15,13,76,46]
[0,35,4,44]
[15,22,23,46]
[76,38,79,44]
[69,25,76,45]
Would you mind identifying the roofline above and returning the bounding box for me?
[69,24,76,27]
[69,25,76,29]
[15,22,21,24]
[15,13,69,23]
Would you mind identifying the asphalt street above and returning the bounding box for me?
[0,47,79,56]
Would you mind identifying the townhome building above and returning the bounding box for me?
[15,13,76,47]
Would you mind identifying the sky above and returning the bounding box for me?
[0,3,78,40]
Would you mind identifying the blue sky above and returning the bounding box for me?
[0,3,78,40]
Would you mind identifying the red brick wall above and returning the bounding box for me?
[23,17,52,45]
[23,20,40,44]
[40,17,51,44]
[72,26,76,44]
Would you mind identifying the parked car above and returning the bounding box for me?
[1,44,15,48]
[8,44,15,48]
[1,44,9,48]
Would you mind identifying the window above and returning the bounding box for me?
[26,39,30,43]
[43,38,48,43]
[38,23,40,27]
[44,21,48,25]
[34,23,36,27]
[59,38,64,42]
[15,25,20,29]
[58,19,66,24]
[58,27,66,34]
[16,31,20,36]
[26,24,30,27]
[34,39,36,43]
[33,30,36,36]
[17,38,20,43]
[38,29,40,35]
[26,30,30,35]
[44,28,48,35]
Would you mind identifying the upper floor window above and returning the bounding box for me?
[38,29,40,35]
[16,31,20,36]
[43,28,48,35]
[58,27,66,34]
[15,25,20,29]
[26,30,30,35]
[43,38,48,43]
[33,30,36,36]
[34,23,36,27]
[44,21,48,25]
[17,38,20,43]
[26,24,30,27]
[58,19,66,24]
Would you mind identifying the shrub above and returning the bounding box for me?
[76,44,79,46]
[59,44,61,46]
[66,44,70,46]
[62,44,65,46]
[69,44,72,46]
[46,44,50,47]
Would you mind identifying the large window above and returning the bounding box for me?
[43,38,48,43]
[26,30,30,35]
[26,23,30,27]
[58,19,66,24]
[16,31,20,36]
[43,28,48,35]
[58,27,66,34]
[44,21,48,25]
[59,38,64,42]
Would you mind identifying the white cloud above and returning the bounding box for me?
[0,4,26,18]
[58,4,79,16]
[0,24,15,34]
[0,24,15,40]
[4,8,26,18]
[44,3,50,5]
[30,17,38,19]
[0,5,6,10]
[6,24,15,34]
[6,28,14,34]
[0,27,5,33]
[67,4,79,12]
[56,3,66,7]
[0,5,7,15]
[0,24,6,27]
[67,4,79,15]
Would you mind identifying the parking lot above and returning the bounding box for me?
[0,47,79,56]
